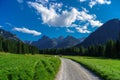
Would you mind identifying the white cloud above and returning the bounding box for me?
[17,0,23,3]
[76,24,91,33]
[77,10,96,21]
[28,2,79,27]
[35,0,48,5]
[89,0,111,8]
[36,0,48,2]
[76,27,91,33]
[66,28,74,33]
[50,3,63,8]
[89,1,96,8]
[80,0,86,2]
[71,24,78,27]
[13,27,41,36]
[97,0,111,4]
[28,1,103,34]
[88,19,103,27]
[77,8,103,27]
[50,3,63,12]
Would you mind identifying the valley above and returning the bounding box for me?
[1,18,120,80]
[1,52,120,80]
[0,0,120,79]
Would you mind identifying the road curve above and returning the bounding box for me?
[55,58,102,80]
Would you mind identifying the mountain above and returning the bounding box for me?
[0,28,40,54]
[56,36,64,43]
[55,36,80,48]
[77,19,120,47]
[26,35,84,49]
[31,35,57,49]
[0,28,21,41]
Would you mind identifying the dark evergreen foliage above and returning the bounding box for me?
[0,36,39,54]
[40,39,120,58]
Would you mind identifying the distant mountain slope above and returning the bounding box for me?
[77,19,120,47]
[25,35,85,49]
[0,28,40,54]
[32,35,57,49]
[0,28,21,41]
[55,36,80,48]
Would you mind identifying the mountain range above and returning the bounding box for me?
[1,18,120,49]
[25,35,84,49]
[0,28,84,49]
[77,19,120,47]
[0,28,21,42]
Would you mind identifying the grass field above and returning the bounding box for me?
[0,52,61,80]
[66,56,120,80]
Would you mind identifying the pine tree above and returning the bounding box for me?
[0,37,3,51]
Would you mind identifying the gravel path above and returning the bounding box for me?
[55,58,102,80]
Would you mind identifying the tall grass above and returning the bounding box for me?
[66,56,120,80]
[0,52,61,80]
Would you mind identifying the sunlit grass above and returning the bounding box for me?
[66,56,120,80]
[0,52,61,80]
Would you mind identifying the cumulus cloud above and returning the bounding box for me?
[36,0,48,2]
[28,2,79,27]
[35,0,48,5]
[76,24,91,33]
[78,10,96,21]
[66,28,74,33]
[13,27,41,36]
[77,8,103,27]
[88,19,103,27]
[28,1,103,34]
[50,2,63,12]
[28,2,102,27]
[76,27,91,33]
[89,0,111,8]
[17,0,23,3]
[80,0,86,2]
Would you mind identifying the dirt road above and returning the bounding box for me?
[55,58,102,80]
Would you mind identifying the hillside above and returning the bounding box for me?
[0,28,21,42]
[77,19,120,47]
[55,36,80,48]
[32,35,57,49]
[25,35,84,49]
[0,28,39,54]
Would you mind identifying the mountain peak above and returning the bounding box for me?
[103,18,120,27]
[26,35,84,49]
[58,36,64,39]
[107,18,119,22]
[42,35,49,39]
[66,35,73,38]
[77,19,120,47]
[38,35,50,41]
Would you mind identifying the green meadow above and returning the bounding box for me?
[0,52,60,80]
[1,52,120,80]
[66,56,120,80]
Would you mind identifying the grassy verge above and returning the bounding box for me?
[0,52,61,80]
[66,56,120,80]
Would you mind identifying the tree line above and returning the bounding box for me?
[0,36,39,54]
[1,35,120,58]
[41,39,120,58]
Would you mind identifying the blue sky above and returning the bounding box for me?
[0,0,120,41]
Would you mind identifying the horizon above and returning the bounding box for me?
[0,0,120,41]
